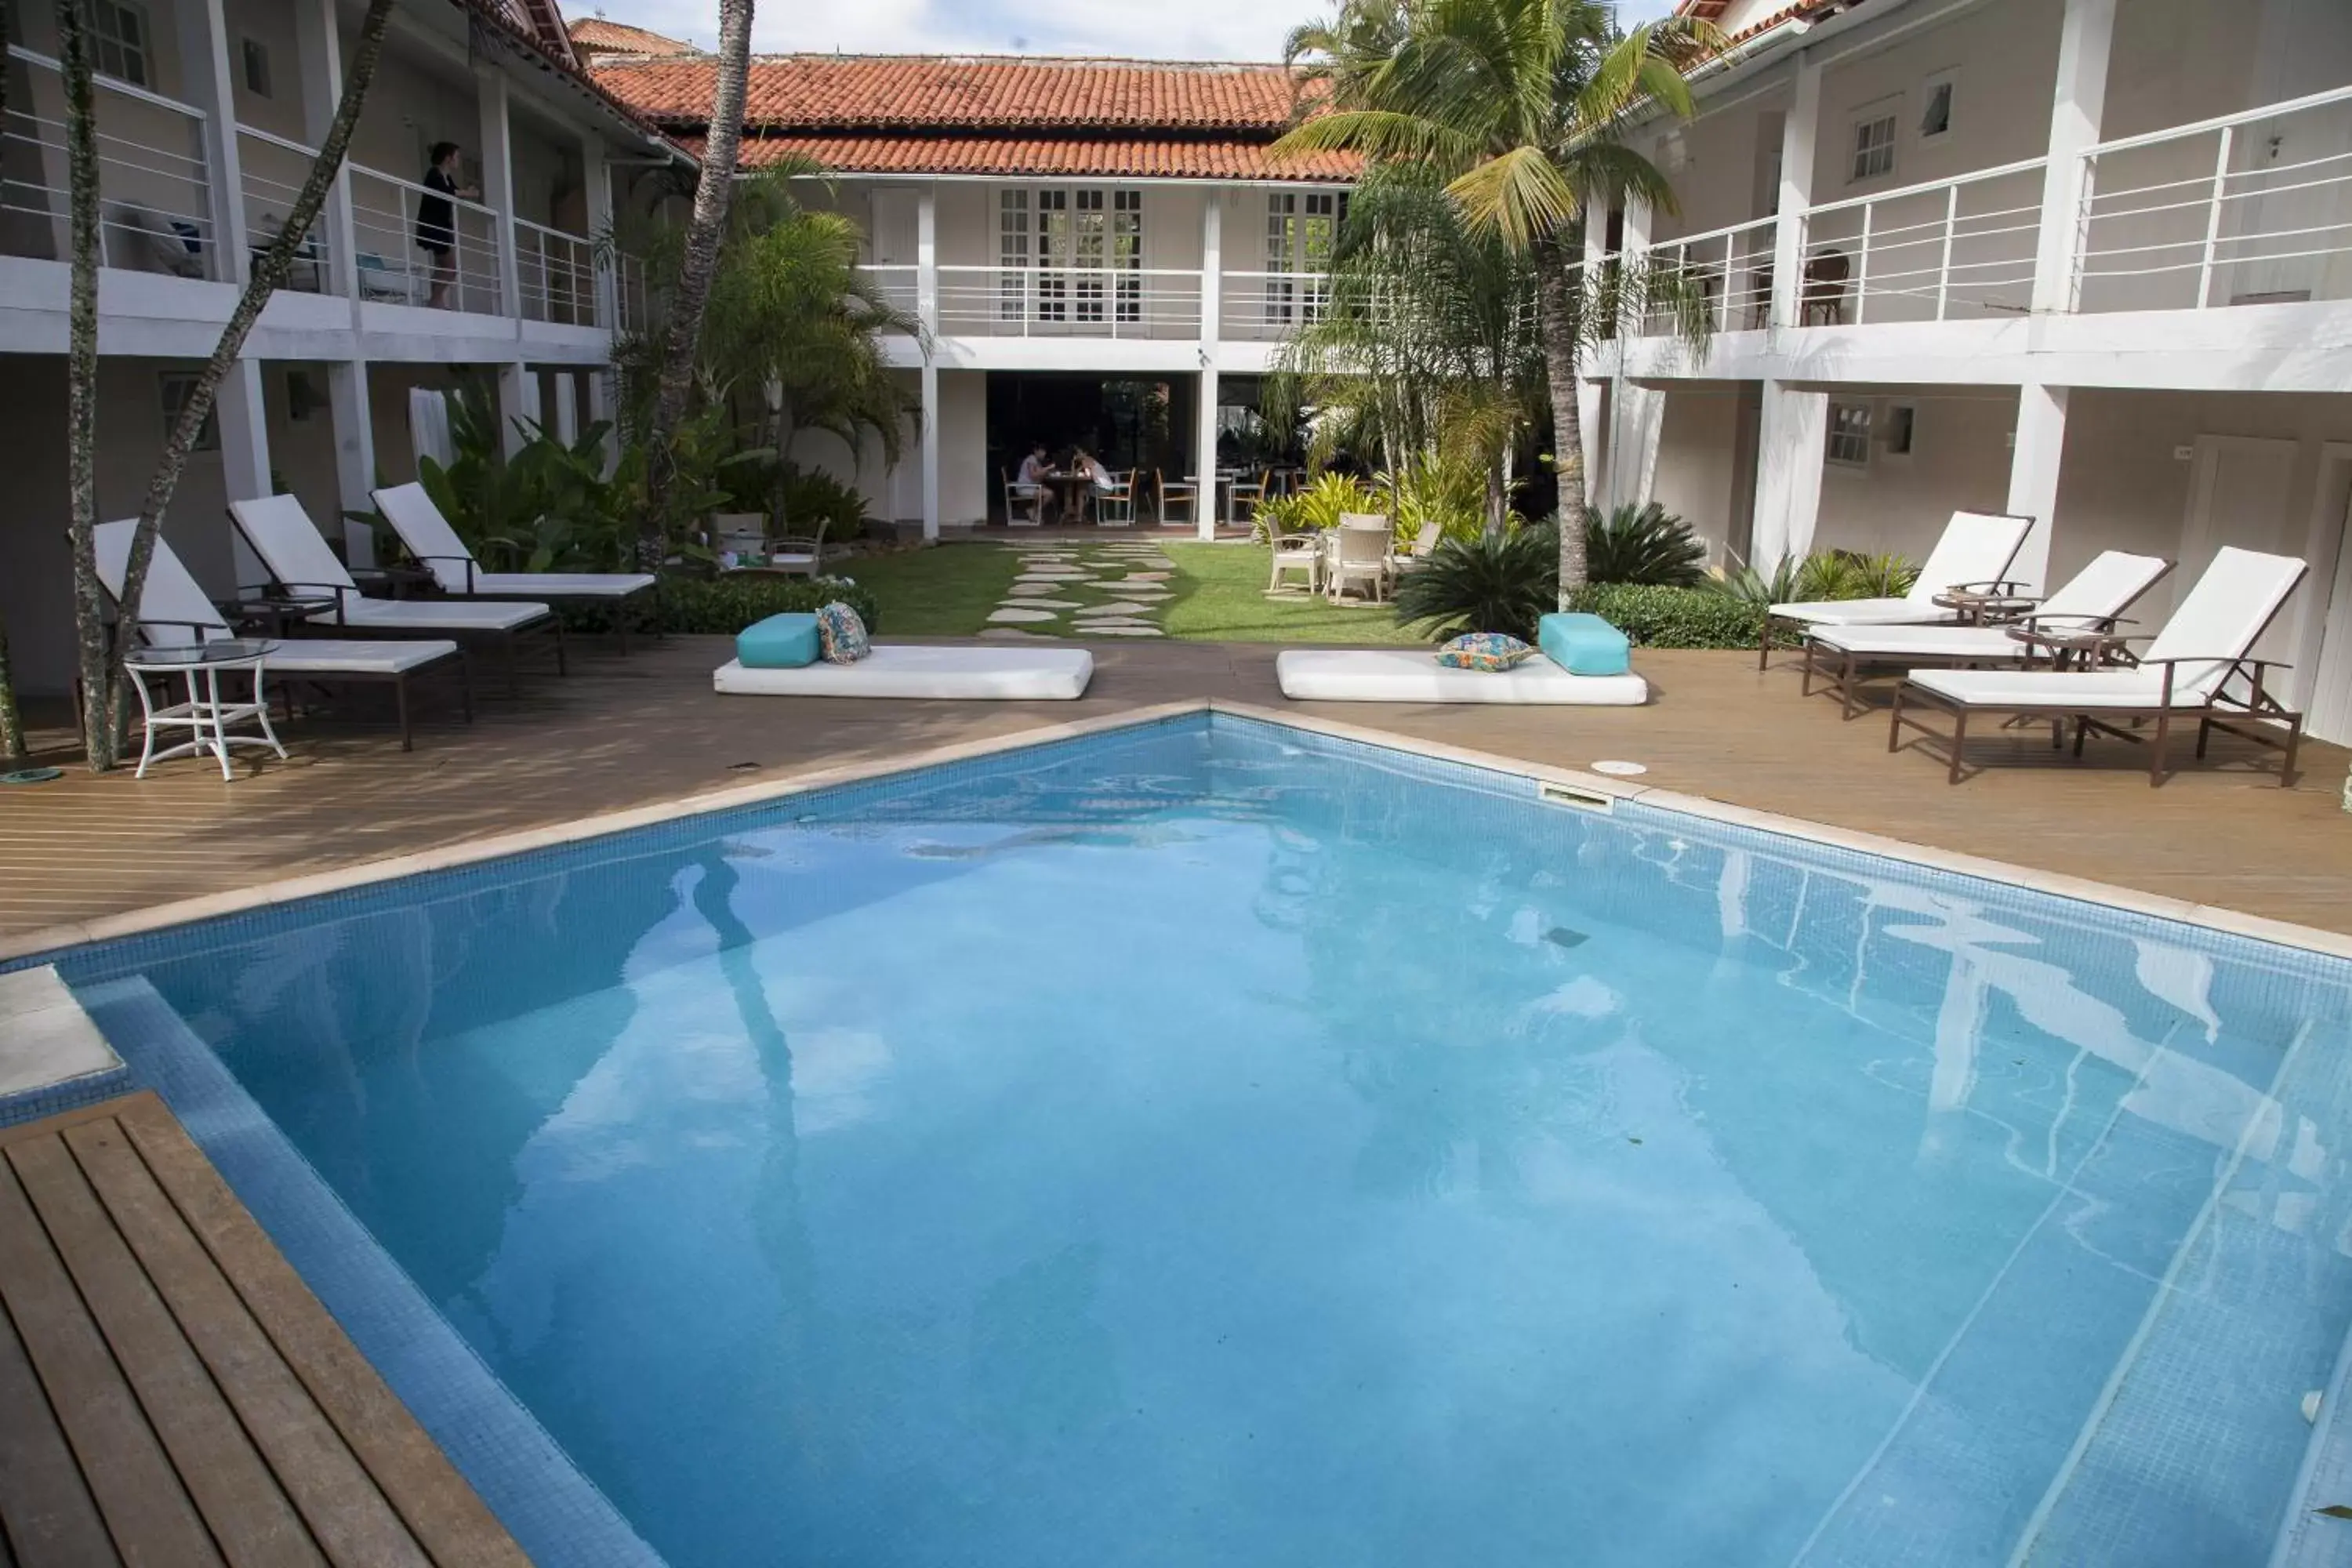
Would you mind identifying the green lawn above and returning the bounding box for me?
[1160,542,1432,645]
[837,536,1436,645]
[838,542,1022,635]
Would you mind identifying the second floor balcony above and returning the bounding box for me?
[859,261,1338,344]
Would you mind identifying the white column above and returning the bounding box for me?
[2005,383,2070,592]
[1751,380,1827,565]
[552,372,579,445]
[215,360,272,586]
[586,368,617,477]
[326,361,377,565]
[1618,383,1666,513]
[1576,215,1607,503]
[583,135,619,331]
[292,0,358,306]
[1196,194,1223,540]
[495,364,537,455]
[2029,0,2118,315]
[1769,49,1824,331]
[476,66,521,320]
[177,0,252,283]
[916,186,939,542]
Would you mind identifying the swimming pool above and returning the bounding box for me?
[34,711,2352,1566]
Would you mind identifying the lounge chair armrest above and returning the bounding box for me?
[2139,655,2291,670]
[1944,579,2032,595]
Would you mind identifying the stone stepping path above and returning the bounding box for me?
[978,539,1184,640]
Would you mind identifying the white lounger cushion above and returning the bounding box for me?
[1770,510,2034,627]
[316,597,549,632]
[231,493,551,630]
[1275,649,1649,705]
[713,644,1094,700]
[1907,668,2176,709]
[1811,550,2171,658]
[370,483,655,597]
[267,640,462,675]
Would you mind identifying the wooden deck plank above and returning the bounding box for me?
[5,1134,321,1568]
[0,1283,118,1568]
[0,1147,223,1568]
[60,1120,433,1568]
[112,1097,532,1568]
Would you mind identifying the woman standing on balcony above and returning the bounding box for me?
[416,143,478,310]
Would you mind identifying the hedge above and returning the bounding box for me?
[1567,583,1789,649]
[558,574,880,637]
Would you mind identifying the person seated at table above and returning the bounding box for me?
[1072,448,1121,523]
[1013,441,1056,522]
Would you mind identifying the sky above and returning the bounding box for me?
[573,0,1682,63]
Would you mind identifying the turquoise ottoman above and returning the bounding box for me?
[736,612,821,669]
[1537,612,1632,677]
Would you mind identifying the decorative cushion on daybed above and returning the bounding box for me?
[1537,612,1632,676]
[815,602,872,663]
[735,612,821,669]
[1436,633,1536,671]
[1276,649,1647,705]
[714,644,1094,700]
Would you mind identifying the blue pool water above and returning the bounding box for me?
[38,713,2352,1566]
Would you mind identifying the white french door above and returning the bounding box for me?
[1004,187,1142,330]
[1263,191,1345,325]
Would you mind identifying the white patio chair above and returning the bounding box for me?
[230,494,564,693]
[1225,470,1269,526]
[1761,509,2036,668]
[1091,470,1136,527]
[1157,470,1198,528]
[1327,518,1392,604]
[1003,468,1045,527]
[1804,550,2172,717]
[93,519,470,751]
[1268,524,1323,595]
[1890,546,2308,786]
[372,482,658,651]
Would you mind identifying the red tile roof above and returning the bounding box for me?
[702,133,1356,181]
[594,53,1310,132]
[568,16,695,56]
[593,53,1347,182]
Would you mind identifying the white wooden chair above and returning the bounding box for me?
[1268,525,1323,595]
[1327,518,1392,604]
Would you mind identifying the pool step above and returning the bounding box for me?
[0,964,132,1127]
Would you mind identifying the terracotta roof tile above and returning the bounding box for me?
[699,133,1356,181]
[568,16,695,56]
[593,53,1307,132]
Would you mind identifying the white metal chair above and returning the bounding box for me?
[1157,470,1198,528]
[1327,518,1392,604]
[1091,470,1136,527]
[1268,525,1323,595]
[1226,470,1269,527]
[1003,468,1045,527]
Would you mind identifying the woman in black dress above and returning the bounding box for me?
[415,142,478,309]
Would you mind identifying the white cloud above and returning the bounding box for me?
[578,0,1684,61]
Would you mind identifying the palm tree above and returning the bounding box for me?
[639,0,757,542]
[1276,0,1716,598]
[58,0,399,769]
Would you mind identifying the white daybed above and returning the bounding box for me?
[1274,648,1648,705]
[714,644,1094,700]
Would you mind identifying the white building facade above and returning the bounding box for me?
[1595,0,2352,742]
[0,0,673,695]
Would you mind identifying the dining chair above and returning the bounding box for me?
[1093,471,1137,527]
[1003,468,1044,527]
[1327,521,1392,604]
[1157,470,1198,528]
[1226,470,1269,526]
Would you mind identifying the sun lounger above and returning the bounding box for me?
[94,520,470,750]
[370,482,659,652]
[714,644,1094,700]
[1889,546,2307,785]
[1803,550,2172,717]
[228,494,564,693]
[1761,510,2035,668]
[1274,648,1649,705]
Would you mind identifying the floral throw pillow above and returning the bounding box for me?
[815,601,872,663]
[1435,632,1534,672]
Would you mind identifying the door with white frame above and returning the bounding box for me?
[1262,191,1345,326]
[1003,187,1142,332]
[2178,433,2307,693]
[2299,444,2352,745]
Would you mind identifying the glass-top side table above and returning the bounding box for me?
[122,638,287,780]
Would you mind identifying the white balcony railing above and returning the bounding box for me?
[1221,271,1338,341]
[1637,214,1780,333]
[347,162,502,313]
[2074,81,2352,314]
[858,263,1339,343]
[1796,158,2045,324]
[515,216,598,327]
[1,45,218,278]
[234,123,335,296]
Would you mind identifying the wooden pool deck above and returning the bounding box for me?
[0,1092,527,1566]
[2,634,2348,944]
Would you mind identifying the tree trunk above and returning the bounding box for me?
[1536,235,1588,608]
[88,0,398,764]
[58,0,108,769]
[641,0,756,543]
[767,384,792,535]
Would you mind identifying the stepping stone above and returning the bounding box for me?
[988,608,1060,623]
[1076,601,1155,617]
[1001,596,1082,609]
[1083,626,1163,637]
[1119,572,1171,583]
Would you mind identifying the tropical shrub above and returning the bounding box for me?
[1394,520,1558,643]
[723,459,873,540]
[557,574,879,637]
[1568,583,1781,648]
[1703,549,1920,608]
[1581,502,1707,586]
[1250,474,1384,543]
[1386,456,1489,543]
